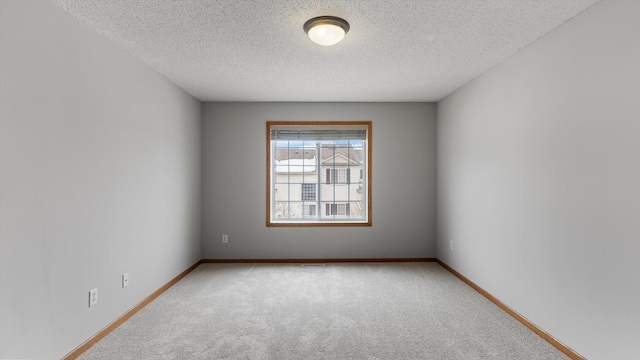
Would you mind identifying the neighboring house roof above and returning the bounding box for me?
[275,158,316,173]
[275,145,362,164]
[275,148,315,161]
[322,153,360,165]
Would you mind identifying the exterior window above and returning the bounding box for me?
[328,168,347,184]
[303,204,316,217]
[301,183,316,201]
[267,121,371,226]
[326,203,348,216]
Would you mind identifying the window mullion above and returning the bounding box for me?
[348,144,351,218]
[332,143,336,218]
[363,140,367,219]
[316,141,321,220]
[302,144,305,218]
[287,142,291,219]
[271,141,276,220]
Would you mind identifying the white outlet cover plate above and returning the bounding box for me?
[89,288,98,307]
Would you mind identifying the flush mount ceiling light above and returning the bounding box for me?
[303,16,350,46]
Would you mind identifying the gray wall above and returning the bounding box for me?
[0,1,201,359]
[202,103,436,259]
[437,1,640,359]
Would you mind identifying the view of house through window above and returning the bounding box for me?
[267,121,371,226]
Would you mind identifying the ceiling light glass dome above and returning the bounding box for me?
[304,16,350,46]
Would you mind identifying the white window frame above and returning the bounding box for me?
[267,121,372,227]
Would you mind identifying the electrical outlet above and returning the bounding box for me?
[89,288,98,307]
[122,273,129,288]
[222,234,228,243]
[450,241,454,251]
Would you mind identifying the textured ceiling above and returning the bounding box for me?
[53,0,599,102]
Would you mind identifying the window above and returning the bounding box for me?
[326,203,348,216]
[267,121,371,226]
[303,204,316,217]
[328,168,347,184]
[301,183,316,201]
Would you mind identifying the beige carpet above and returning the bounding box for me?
[78,262,569,359]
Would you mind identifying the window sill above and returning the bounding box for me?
[267,220,371,227]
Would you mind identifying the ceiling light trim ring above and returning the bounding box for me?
[303,16,350,35]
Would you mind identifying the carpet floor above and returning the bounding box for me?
[78,262,569,359]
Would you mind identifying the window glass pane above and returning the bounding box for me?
[303,204,316,217]
[274,201,293,218]
[349,201,364,217]
[274,185,291,201]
